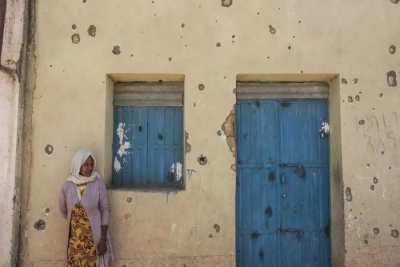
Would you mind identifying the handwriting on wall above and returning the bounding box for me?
[355,112,399,154]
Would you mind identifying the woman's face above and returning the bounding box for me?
[79,156,94,177]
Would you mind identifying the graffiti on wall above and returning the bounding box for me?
[355,112,399,154]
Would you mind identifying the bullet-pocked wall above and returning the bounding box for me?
[25,0,400,266]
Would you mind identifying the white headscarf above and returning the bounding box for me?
[67,149,100,184]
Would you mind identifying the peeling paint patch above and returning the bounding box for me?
[387,71,397,87]
[345,187,353,202]
[221,108,236,157]
[221,0,233,7]
[87,25,96,37]
[389,45,396,54]
[269,25,276,34]
[34,219,46,230]
[185,131,191,154]
[71,34,80,44]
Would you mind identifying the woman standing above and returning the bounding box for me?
[59,149,114,267]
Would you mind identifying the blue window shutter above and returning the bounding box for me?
[147,107,183,186]
[112,106,148,187]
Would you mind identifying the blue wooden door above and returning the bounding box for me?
[236,99,330,267]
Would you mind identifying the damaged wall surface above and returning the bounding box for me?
[17,0,400,266]
[0,0,25,266]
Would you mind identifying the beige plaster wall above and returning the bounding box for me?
[25,0,400,266]
[0,1,25,266]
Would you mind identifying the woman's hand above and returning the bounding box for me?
[97,240,107,256]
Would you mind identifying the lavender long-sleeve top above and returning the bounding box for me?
[59,178,114,267]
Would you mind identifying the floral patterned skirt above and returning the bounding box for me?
[67,202,97,267]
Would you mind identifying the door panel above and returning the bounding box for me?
[236,99,330,267]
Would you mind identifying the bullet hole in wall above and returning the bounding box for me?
[124,213,132,220]
[348,96,353,103]
[387,71,397,87]
[380,93,383,97]
[221,0,233,7]
[288,46,291,50]
[269,25,276,34]
[45,145,54,155]
[168,57,172,62]
[214,224,221,233]
[367,163,370,167]
[359,120,365,125]
[345,187,353,202]
[181,23,185,28]
[341,78,348,84]
[71,34,80,44]
[34,219,46,230]
[126,197,132,203]
[355,95,360,101]
[87,25,96,37]
[389,0,399,4]
[389,45,396,54]
[45,208,50,214]
[198,155,208,165]
[392,230,399,238]
[370,185,375,191]
[232,35,235,38]
[364,240,368,245]
[72,24,77,30]
[112,46,121,55]
[373,177,378,184]
[353,78,358,84]
[373,228,379,235]
[217,130,222,136]
[216,42,221,47]
[198,84,205,91]
[209,234,213,238]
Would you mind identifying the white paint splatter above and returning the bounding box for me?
[320,122,330,138]
[117,141,131,157]
[176,162,183,181]
[114,157,122,172]
[117,123,125,145]
[170,163,175,173]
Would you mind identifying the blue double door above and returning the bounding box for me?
[236,99,330,267]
